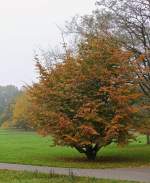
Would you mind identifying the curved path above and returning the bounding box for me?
[0,163,150,182]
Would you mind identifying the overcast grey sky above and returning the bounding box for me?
[0,0,96,88]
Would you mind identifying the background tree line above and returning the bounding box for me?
[0,85,30,130]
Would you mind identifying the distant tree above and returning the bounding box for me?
[0,85,20,126]
[96,0,150,98]
[28,35,142,160]
[0,101,14,128]
[12,92,31,130]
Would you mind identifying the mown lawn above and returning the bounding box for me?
[0,170,139,183]
[0,129,150,169]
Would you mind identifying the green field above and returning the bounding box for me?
[0,129,150,169]
[0,170,139,183]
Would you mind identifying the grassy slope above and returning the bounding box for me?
[0,170,139,183]
[0,129,150,168]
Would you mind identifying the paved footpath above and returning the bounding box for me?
[0,163,150,182]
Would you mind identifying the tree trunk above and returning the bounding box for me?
[146,133,150,145]
[85,149,97,161]
[75,145,100,161]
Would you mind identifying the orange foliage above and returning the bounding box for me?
[28,35,142,160]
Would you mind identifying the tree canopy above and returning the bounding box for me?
[28,35,142,160]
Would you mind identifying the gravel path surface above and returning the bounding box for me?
[0,163,150,182]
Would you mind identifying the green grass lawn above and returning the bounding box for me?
[0,170,139,183]
[0,129,150,169]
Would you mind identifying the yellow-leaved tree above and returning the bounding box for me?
[12,92,31,130]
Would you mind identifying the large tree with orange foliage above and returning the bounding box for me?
[28,35,142,160]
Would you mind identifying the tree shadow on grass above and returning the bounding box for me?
[56,155,149,164]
